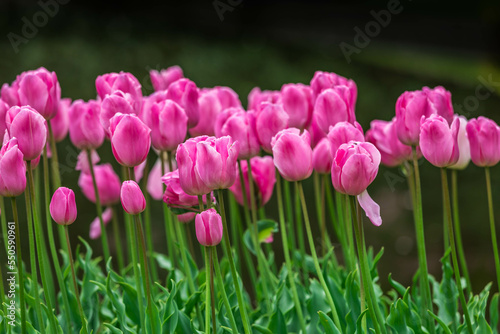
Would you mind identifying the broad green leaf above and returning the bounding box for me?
[267,307,287,334]
[318,311,342,334]
[489,293,499,333]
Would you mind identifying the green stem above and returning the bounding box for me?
[217,191,252,334]
[441,168,473,334]
[111,207,125,274]
[64,226,88,333]
[297,181,341,330]
[276,175,307,334]
[283,180,296,256]
[314,172,330,255]
[213,248,239,334]
[325,177,348,266]
[209,247,216,334]
[485,167,500,293]
[173,214,198,298]
[1,196,8,255]
[11,197,27,334]
[161,151,177,267]
[343,194,356,272]
[121,165,134,266]
[141,157,158,282]
[204,247,211,334]
[127,205,145,330]
[295,182,307,280]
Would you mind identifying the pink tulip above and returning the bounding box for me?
[69,100,105,150]
[75,150,100,174]
[466,116,500,167]
[195,208,223,247]
[178,212,196,223]
[1,82,20,107]
[50,98,70,142]
[142,99,187,151]
[449,116,471,170]
[162,169,212,208]
[209,86,242,110]
[229,156,276,207]
[89,207,113,240]
[271,128,313,181]
[175,136,212,196]
[100,91,138,133]
[110,113,151,167]
[214,107,237,138]
[254,102,289,153]
[50,187,77,225]
[6,106,47,161]
[247,87,281,112]
[120,180,146,215]
[78,163,121,206]
[219,108,260,159]
[314,87,357,134]
[423,86,454,124]
[146,159,164,200]
[140,90,168,121]
[166,78,199,128]
[312,138,333,174]
[307,116,326,149]
[310,71,357,103]
[150,66,184,91]
[327,121,365,157]
[419,115,459,168]
[18,67,61,120]
[331,141,382,226]
[0,137,26,197]
[95,71,142,111]
[189,89,223,137]
[365,118,413,167]
[281,83,314,129]
[0,100,9,138]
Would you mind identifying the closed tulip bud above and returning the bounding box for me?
[0,100,9,137]
[6,106,47,161]
[195,208,223,247]
[143,99,188,151]
[219,109,260,159]
[255,102,289,153]
[310,71,357,102]
[314,87,357,134]
[229,156,276,207]
[366,118,412,167]
[449,116,471,170]
[100,91,138,133]
[89,207,113,240]
[95,71,142,111]
[50,187,77,225]
[272,128,313,181]
[466,116,500,167]
[281,83,314,129]
[18,67,61,120]
[0,137,26,197]
[166,78,199,128]
[69,100,105,150]
[120,180,146,215]
[78,163,121,206]
[312,138,333,174]
[419,115,459,167]
[50,98,70,142]
[247,87,281,112]
[327,121,365,157]
[110,113,151,167]
[150,66,184,91]
[190,89,223,137]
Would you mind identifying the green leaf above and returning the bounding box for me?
[427,310,452,334]
[386,299,414,334]
[156,253,174,271]
[103,323,124,334]
[489,293,499,333]
[318,311,342,334]
[243,220,278,255]
[356,309,370,334]
[253,324,273,334]
[267,308,287,334]
[388,273,407,297]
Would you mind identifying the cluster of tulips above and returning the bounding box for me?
[0,65,499,334]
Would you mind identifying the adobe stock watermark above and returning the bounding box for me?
[339,0,409,64]
[6,221,18,327]
[454,74,500,117]
[213,0,243,22]
[7,0,70,54]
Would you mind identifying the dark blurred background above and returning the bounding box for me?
[1,0,500,293]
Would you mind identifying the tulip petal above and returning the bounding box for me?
[357,190,382,226]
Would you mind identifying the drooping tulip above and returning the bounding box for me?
[78,163,121,206]
[50,98,70,142]
[50,187,77,225]
[100,90,138,133]
[255,102,289,153]
[271,128,313,181]
[166,78,199,128]
[109,113,151,167]
[120,180,146,215]
[0,137,26,197]
[69,100,105,150]
[466,116,500,167]
[150,66,184,91]
[219,108,260,159]
[314,87,357,134]
[18,67,61,120]
[419,115,459,168]
[281,83,314,129]
[449,116,471,170]
[247,87,281,112]
[195,208,223,247]
[327,121,364,157]
[312,138,333,174]
[6,106,47,161]
[89,207,113,240]
[95,71,142,111]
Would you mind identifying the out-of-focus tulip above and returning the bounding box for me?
[423,86,454,124]
[271,128,313,181]
[314,87,357,134]
[247,87,281,112]
[78,163,121,206]
[95,71,142,111]
[146,159,164,200]
[178,212,196,223]
[120,180,146,215]
[214,107,237,138]
[0,137,26,197]
[255,102,289,153]
[312,138,333,174]
[6,106,47,161]
[110,113,151,167]
[307,116,326,149]
[219,108,260,159]
[50,187,77,225]
[366,118,412,167]
[50,98,70,142]
[449,116,471,170]
[18,67,61,120]
[100,91,138,133]
[229,156,276,207]
[327,121,364,157]
[281,83,314,129]
[190,89,223,137]
[466,116,500,167]
[195,208,223,247]
[162,169,214,208]
[69,100,105,150]
[75,150,100,174]
[166,78,199,128]
[175,136,212,196]
[419,115,459,168]
[209,86,242,110]
[1,82,20,107]
[310,71,358,103]
[150,66,184,91]
[89,207,113,240]
[0,100,9,138]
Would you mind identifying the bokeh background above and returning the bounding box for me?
[1,0,500,293]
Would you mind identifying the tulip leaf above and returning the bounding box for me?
[489,293,499,332]
[243,219,278,255]
[318,311,342,334]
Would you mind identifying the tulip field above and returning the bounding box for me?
[1,66,500,334]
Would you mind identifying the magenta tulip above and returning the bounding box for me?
[423,86,454,124]
[449,115,471,170]
[327,121,365,158]
[50,98,70,142]
[146,159,165,200]
[229,156,276,207]
[120,180,146,215]
[178,212,196,223]
[365,118,412,167]
[307,116,326,149]
[271,128,313,181]
[209,86,242,110]
[95,71,142,110]
[100,91,138,133]
[189,89,223,137]
[247,87,281,112]
[219,108,260,159]
[78,163,121,206]
[166,78,199,128]
[6,106,47,161]
[1,82,20,107]
[310,70,357,102]
[0,100,9,138]
[255,102,289,153]
[89,207,113,240]
[18,67,61,120]
[0,137,26,197]
[163,169,208,208]
[69,100,105,150]
[312,138,333,174]
[175,136,213,196]
[75,150,100,174]
[109,113,151,167]
[281,83,314,129]
[195,208,223,247]
[214,107,237,138]
[50,187,77,225]
[150,66,184,91]
[314,87,357,134]
[419,115,459,168]
[466,116,500,167]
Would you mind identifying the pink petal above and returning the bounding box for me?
[357,190,382,226]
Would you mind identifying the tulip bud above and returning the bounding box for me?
[255,102,289,153]
[78,163,121,206]
[419,115,459,168]
[166,78,199,128]
[219,108,260,159]
[18,67,61,120]
[466,116,500,167]
[365,118,412,167]
[281,83,314,129]
[95,71,142,111]
[211,86,242,110]
[314,87,357,134]
[110,113,151,167]
[195,208,223,247]
[50,98,70,142]
[312,138,333,174]
[50,187,77,225]
[68,100,105,150]
[271,128,313,181]
[0,137,26,197]
[449,116,471,170]
[150,66,184,91]
[120,181,146,215]
[6,106,47,161]
[423,86,454,124]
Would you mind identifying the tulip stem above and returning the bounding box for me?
[161,151,177,267]
[441,168,473,334]
[42,148,72,333]
[314,172,331,256]
[26,160,57,331]
[451,169,472,296]
[276,175,307,334]
[213,247,240,334]
[294,182,307,281]
[209,247,216,334]
[297,181,341,330]
[204,246,212,334]
[111,206,125,274]
[485,167,500,293]
[343,194,357,273]
[411,147,434,331]
[0,196,8,256]
[217,191,252,334]
[325,177,350,269]
[86,149,111,263]
[283,180,297,259]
